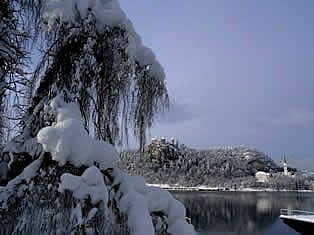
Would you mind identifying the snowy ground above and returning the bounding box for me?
[146,184,314,193]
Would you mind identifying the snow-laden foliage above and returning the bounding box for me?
[119,143,281,188]
[0,156,42,210]
[59,166,109,205]
[0,97,195,235]
[29,0,168,150]
[37,95,118,169]
[42,0,165,79]
[0,1,193,234]
[113,169,195,235]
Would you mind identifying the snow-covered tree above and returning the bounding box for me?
[26,0,168,151]
[0,1,195,234]
[1,97,195,234]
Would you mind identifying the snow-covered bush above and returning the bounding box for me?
[0,96,195,235]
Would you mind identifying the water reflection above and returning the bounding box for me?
[172,192,314,235]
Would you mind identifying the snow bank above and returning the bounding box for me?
[42,0,165,81]
[37,95,118,169]
[59,166,108,205]
[114,169,196,235]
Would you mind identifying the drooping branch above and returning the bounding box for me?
[27,10,169,148]
[0,0,30,146]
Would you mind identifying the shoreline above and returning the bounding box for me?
[146,184,314,193]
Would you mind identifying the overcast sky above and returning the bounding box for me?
[120,0,314,169]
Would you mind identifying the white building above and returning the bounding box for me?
[255,171,270,183]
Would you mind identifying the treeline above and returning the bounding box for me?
[119,146,314,191]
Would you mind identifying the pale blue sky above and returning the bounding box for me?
[120,1,314,169]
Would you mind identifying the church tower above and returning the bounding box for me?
[283,155,288,176]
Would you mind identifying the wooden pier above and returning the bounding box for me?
[280,209,314,235]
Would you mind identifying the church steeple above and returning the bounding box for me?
[283,155,288,176]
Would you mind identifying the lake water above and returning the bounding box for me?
[171,191,314,235]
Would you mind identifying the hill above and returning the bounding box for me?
[119,138,308,189]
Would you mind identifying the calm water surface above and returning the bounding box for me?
[171,191,314,235]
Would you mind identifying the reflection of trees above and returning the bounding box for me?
[172,192,314,234]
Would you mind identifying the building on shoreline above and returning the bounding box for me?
[255,171,270,183]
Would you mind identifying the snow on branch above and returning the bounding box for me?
[114,169,196,235]
[42,0,165,81]
[35,95,195,235]
[59,166,109,205]
[37,95,118,169]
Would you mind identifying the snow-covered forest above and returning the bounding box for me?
[0,0,195,234]
[120,140,313,191]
